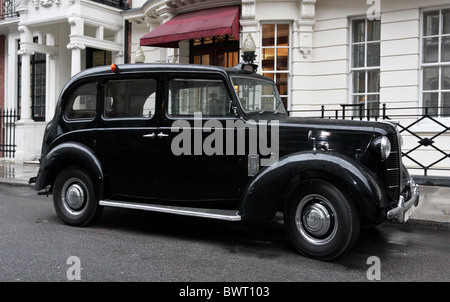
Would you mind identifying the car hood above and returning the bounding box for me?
[246,115,397,160]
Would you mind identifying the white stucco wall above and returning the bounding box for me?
[306,0,450,176]
[1,0,126,161]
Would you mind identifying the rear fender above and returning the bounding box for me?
[34,142,104,199]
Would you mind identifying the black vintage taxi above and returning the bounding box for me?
[31,62,419,260]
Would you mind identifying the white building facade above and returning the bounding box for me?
[0,0,449,176]
[0,0,127,161]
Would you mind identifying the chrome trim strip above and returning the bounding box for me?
[99,200,242,221]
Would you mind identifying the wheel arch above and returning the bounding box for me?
[238,151,387,224]
[34,142,104,200]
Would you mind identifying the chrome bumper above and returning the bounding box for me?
[387,179,420,223]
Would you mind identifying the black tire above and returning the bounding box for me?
[284,180,360,261]
[53,167,102,226]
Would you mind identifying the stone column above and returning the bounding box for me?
[16,43,36,161]
[67,17,85,76]
[158,11,177,63]
[46,33,57,121]
[17,25,33,121]
[67,42,85,77]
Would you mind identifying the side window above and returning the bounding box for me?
[104,78,157,119]
[64,82,97,120]
[168,78,230,117]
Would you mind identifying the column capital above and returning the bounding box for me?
[67,41,86,50]
[17,48,34,56]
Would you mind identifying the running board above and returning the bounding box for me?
[99,200,242,222]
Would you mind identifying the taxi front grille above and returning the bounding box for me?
[385,133,400,201]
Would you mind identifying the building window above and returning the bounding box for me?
[421,8,450,117]
[350,18,381,118]
[190,35,239,68]
[31,48,46,121]
[261,23,290,110]
[86,48,112,68]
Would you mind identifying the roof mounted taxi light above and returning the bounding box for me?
[234,62,258,73]
[111,63,120,74]
[234,34,258,73]
[242,34,257,63]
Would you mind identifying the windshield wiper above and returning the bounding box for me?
[256,109,267,117]
[273,104,286,115]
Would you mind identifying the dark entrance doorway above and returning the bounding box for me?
[86,48,112,68]
[190,35,239,68]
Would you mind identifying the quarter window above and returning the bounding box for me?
[104,79,157,119]
[168,78,230,117]
[422,8,450,117]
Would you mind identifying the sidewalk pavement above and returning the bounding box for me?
[0,160,449,227]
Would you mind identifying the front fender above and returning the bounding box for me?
[34,142,104,199]
[239,151,387,223]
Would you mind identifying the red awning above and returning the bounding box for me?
[140,6,240,48]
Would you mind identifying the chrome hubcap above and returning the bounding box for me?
[303,203,331,237]
[295,194,337,245]
[66,184,85,210]
[61,177,88,215]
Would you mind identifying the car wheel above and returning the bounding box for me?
[284,180,360,261]
[53,167,102,226]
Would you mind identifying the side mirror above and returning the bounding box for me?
[229,101,239,117]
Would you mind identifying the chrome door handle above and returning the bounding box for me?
[143,133,155,138]
[157,132,169,138]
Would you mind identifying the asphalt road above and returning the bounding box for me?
[0,184,449,284]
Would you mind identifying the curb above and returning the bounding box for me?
[405,218,450,229]
[413,175,450,187]
[0,179,34,188]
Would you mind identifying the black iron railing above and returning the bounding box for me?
[0,0,18,20]
[90,0,130,9]
[0,109,19,158]
[290,104,450,176]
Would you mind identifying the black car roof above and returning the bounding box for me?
[59,63,270,98]
[68,63,268,83]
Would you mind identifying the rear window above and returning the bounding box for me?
[104,79,157,119]
[64,82,97,120]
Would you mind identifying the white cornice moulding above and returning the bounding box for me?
[20,41,59,56]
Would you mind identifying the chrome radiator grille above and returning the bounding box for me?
[385,133,400,201]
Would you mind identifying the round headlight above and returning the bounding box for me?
[380,136,391,160]
[372,136,392,161]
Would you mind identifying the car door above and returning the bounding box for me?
[95,75,160,201]
[156,73,247,206]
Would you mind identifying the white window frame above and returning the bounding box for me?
[420,6,450,120]
[259,21,292,112]
[348,17,381,118]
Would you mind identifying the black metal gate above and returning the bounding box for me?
[0,109,19,158]
[290,104,450,176]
